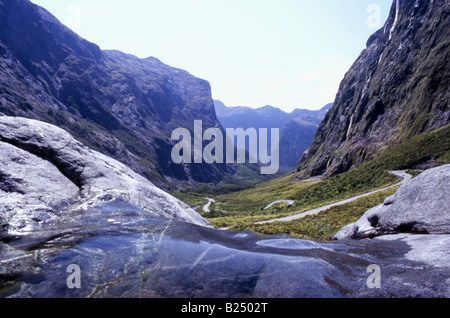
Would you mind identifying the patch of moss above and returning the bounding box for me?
[0,282,22,298]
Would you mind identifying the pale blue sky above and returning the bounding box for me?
[30,0,393,111]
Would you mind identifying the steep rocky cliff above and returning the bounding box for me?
[0,0,241,190]
[297,0,450,178]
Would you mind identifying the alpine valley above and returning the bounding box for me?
[0,0,449,300]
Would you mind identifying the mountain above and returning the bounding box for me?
[278,117,320,170]
[0,0,260,190]
[297,0,449,178]
[214,100,331,169]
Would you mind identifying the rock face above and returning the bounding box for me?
[297,0,450,178]
[333,165,450,240]
[0,0,250,190]
[1,207,449,298]
[0,116,211,237]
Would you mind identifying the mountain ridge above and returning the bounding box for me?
[297,0,449,178]
[0,0,263,190]
[214,100,332,169]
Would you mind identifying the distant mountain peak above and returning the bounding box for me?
[214,100,332,169]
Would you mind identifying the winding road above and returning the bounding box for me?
[255,170,412,225]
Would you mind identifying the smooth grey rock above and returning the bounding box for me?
[0,141,79,235]
[377,165,450,234]
[1,205,448,298]
[375,234,450,270]
[333,165,450,240]
[0,116,211,234]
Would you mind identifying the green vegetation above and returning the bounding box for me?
[291,124,450,209]
[0,282,22,298]
[173,191,210,208]
[375,124,450,168]
[174,172,318,217]
[406,169,423,178]
[173,125,450,240]
[232,187,398,241]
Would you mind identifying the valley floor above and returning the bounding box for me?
[173,125,450,240]
[173,171,404,240]
[256,170,412,225]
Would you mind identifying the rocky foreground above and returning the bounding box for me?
[1,117,449,298]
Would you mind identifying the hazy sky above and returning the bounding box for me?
[30,0,393,111]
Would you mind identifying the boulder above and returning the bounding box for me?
[0,116,211,238]
[333,165,450,240]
